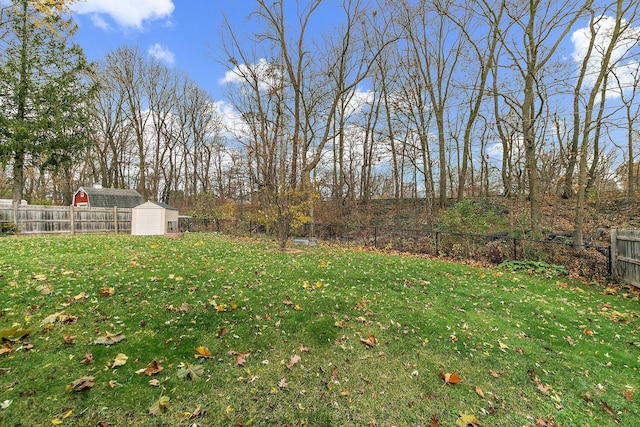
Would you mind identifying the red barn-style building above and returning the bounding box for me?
[72,186,143,208]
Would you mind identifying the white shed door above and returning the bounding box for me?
[132,210,163,235]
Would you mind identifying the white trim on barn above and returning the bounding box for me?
[131,201,179,235]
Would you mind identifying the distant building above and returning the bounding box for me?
[72,186,143,208]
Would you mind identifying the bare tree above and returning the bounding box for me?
[573,0,639,245]
[497,0,591,236]
[103,46,152,200]
[393,0,463,208]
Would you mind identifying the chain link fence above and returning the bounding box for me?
[181,218,610,280]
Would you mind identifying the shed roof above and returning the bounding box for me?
[134,201,178,211]
[76,187,143,208]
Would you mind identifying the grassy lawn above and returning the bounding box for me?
[0,234,638,426]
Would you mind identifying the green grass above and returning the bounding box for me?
[0,234,638,426]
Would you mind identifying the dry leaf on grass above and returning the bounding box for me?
[148,396,170,415]
[360,334,376,347]
[68,376,95,392]
[456,412,480,426]
[112,353,128,368]
[194,346,212,359]
[439,371,461,385]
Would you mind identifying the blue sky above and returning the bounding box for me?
[71,0,256,101]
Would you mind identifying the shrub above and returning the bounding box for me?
[438,200,509,235]
[0,221,18,235]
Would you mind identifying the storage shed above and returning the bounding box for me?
[131,201,179,235]
[73,186,143,208]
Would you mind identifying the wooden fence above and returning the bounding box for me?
[611,228,640,287]
[0,205,132,235]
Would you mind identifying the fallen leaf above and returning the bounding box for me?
[622,390,633,402]
[99,285,115,297]
[41,313,61,325]
[80,352,94,364]
[109,380,118,388]
[439,371,461,385]
[217,327,228,338]
[475,385,485,398]
[69,376,95,392]
[190,404,203,419]
[63,335,76,345]
[72,292,87,301]
[148,395,170,415]
[0,343,12,355]
[489,370,502,378]
[430,413,440,427]
[286,354,301,369]
[149,379,161,387]
[456,412,480,426]
[112,353,128,368]
[278,377,288,388]
[536,382,550,396]
[94,331,125,345]
[177,362,204,381]
[331,365,339,381]
[360,334,376,347]
[36,283,54,295]
[142,360,163,376]
[600,400,615,415]
[535,416,559,427]
[228,351,249,366]
[194,346,212,359]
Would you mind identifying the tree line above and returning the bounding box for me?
[1,0,639,246]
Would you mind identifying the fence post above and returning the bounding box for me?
[70,205,75,235]
[435,231,440,255]
[12,201,18,229]
[513,238,517,260]
[114,206,118,234]
[610,228,617,279]
[374,227,378,248]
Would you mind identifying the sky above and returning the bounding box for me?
[68,0,639,102]
[70,0,256,101]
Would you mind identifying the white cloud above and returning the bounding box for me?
[90,14,111,31]
[219,58,283,92]
[571,15,640,97]
[72,0,174,29]
[148,44,175,65]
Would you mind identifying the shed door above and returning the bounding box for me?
[133,210,164,235]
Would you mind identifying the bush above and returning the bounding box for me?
[438,200,509,235]
[0,221,18,235]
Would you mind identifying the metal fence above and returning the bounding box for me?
[306,223,611,280]
[184,218,611,280]
[0,209,619,282]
